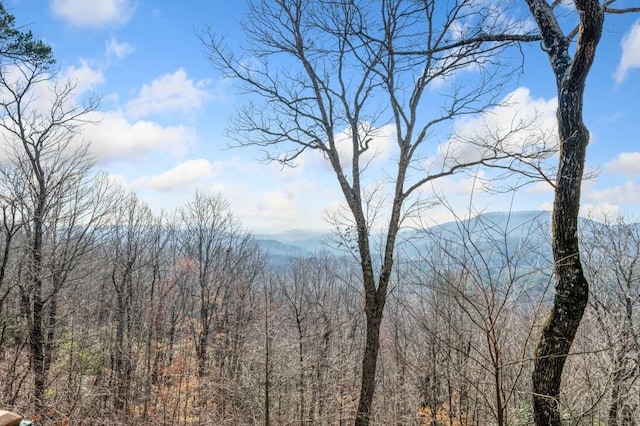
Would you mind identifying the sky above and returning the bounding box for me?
[4,0,640,233]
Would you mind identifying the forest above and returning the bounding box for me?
[1,0,639,425]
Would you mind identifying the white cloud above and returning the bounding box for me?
[605,152,640,177]
[63,60,104,95]
[206,178,327,232]
[301,123,398,176]
[126,69,211,118]
[81,110,196,162]
[0,65,57,114]
[50,0,134,27]
[257,190,299,220]
[0,61,103,113]
[428,87,557,172]
[139,159,222,191]
[207,182,299,229]
[614,19,640,83]
[338,123,397,168]
[585,181,640,205]
[526,180,555,194]
[427,172,487,198]
[0,61,103,158]
[106,38,134,61]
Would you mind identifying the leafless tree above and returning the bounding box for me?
[418,209,552,425]
[0,57,108,415]
[0,170,27,406]
[101,192,156,412]
[580,216,640,425]
[207,222,266,423]
[0,175,23,360]
[178,191,262,384]
[202,1,551,422]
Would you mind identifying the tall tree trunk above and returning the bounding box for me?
[114,291,128,411]
[198,302,209,378]
[30,189,46,416]
[113,262,134,412]
[263,288,271,426]
[354,235,390,426]
[31,290,45,414]
[525,1,604,423]
[353,175,399,425]
[355,305,383,426]
[532,99,591,424]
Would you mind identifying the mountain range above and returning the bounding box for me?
[254,210,556,258]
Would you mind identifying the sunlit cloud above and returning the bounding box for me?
[525,181,555,194]
[614,19,640,84]
[137,159,222,191]
[581,203,621,222]
[585,181,640,205]
[81,110,196,163]
[63,60,104,95]
[50,0,135,27]
[427,87,557,173]
[605,152,640,177]
[126,69,211,118]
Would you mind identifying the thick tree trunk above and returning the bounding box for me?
[354,226,394,426]
[31,291,45,414]
[532,88,591,426]
[30,192,46,416]
[352,170,400,425]
[355,306,383,426]
[525,0,604,423]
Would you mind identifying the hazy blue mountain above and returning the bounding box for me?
[422,210,552,240]
[254,210,609,260]
[254,230,336,256]
[255,238,314,257]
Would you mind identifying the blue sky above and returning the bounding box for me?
[5,0,640,233]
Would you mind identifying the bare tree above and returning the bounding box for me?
[521,1,639,423]
[178,192,253,380]
[206,219,266,423]
[581,216,640,425]
[0,5,54,411]
[271,253,354,424]
[101,192,157,412]
[202,1,550,422]
[418,209,552,425]
[0,175,23,360]
[0,57,104,415]
[0,169,27,406]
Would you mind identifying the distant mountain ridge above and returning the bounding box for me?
[254,229,332,257]
[254,210,556,257]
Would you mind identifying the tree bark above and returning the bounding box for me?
[532,94,591,425]
[355,306,383,426]
[29,179,47,415]
[524,0,604,424]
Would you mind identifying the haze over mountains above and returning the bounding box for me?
[254,210,555,257]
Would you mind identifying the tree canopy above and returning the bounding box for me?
[0,2,53,67]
